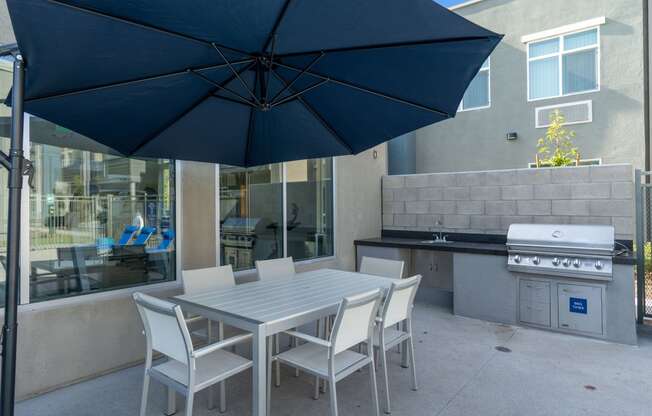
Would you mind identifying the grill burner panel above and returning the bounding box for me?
[507,224,615,280]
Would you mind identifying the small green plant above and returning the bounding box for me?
[536,110,579,167]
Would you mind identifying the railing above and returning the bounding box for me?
[0,195,171,253]
[635,169,652,322]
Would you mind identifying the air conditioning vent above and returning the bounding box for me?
[535,100,592,129]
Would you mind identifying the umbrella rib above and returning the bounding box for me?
[270,52,324,103]
[262,0,293,53]
[270,69,353,154]
[275,62,452,117]
[47,0,250,56]
[276,35,499,58]
[244,72,259,166]
[129,62,256,156]
[270,79,329,108]
[24,59,254,103]
[212,44,261,106]
[188,69,256,107]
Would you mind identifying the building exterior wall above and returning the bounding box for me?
[4,146,385,400]
[383,164,634,240]
[415,0,646,173]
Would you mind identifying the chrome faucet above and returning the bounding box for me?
[431,220,448,242]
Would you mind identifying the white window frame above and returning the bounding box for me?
[215,158,337,272]
[526,26,601,102]
[534,100,593,129]
[459,57,491,112]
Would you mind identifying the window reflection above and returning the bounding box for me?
[286,158,334,261]
[219,164,283,271]
[28,118,176,302]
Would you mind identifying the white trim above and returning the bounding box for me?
[450,0,487,11]
[282,162,288,258]
[521,17,606,44]
[526,26,601,102]
[534,100,593,129]
[331,156,338,261]
[175,159,183,281]
[527,158,602,168]
[19,114,31,305]
[214,164,223,267]
[18,280,182,312]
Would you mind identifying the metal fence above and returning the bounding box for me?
[635,170,652,322]
[0,194,170,254]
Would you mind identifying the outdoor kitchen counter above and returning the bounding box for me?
[354,237,636,265]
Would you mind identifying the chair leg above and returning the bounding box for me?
[313,376,320,400]
[218,321,227,413]
[207,321,214,410]
[274,334,281,387]
[328,377,338,416]
[380,347,391,414]
[267,336,273,415]
[396,323,401,354]
[369,361,380,416]
[166,387,176,416]
[408,336,418,391]
[139,372,150,416]
[185,392,194,416]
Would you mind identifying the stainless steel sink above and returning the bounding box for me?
[420,239,453,244]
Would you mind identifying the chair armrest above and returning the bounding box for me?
[192,333,253,358]
[185,315,207,325]
[284,330,331,348]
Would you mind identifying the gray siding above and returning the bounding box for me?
[415,0,646,173]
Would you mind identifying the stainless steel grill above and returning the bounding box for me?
[507,224,615,280]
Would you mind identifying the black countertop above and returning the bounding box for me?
[354,233,636,265]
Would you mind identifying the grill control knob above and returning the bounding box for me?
[573,259,581,268]
[562,258,571,267]
[552,257,561,266]
[513,255,521,264]
[532,256,541,265]
[595,260,603,270]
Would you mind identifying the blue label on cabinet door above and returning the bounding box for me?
[569,297,587,314]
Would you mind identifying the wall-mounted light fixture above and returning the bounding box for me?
[373,149,378,159]
[506,132,518,141]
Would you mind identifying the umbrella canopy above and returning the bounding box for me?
[6,0,501,167]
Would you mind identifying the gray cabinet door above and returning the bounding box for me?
[411,250,453,291]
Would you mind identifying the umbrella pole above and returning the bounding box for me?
[1,54,26,416]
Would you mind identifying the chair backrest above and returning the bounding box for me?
[134,226,157,245]
[133,292,192,365]
[255,257,295,281]
[182,265,236,296]
[381,275,422,328]
[330,289,382,355]
[359,256,404,279]
[117,225,140,245]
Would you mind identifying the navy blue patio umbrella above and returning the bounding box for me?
[1,0,501,413]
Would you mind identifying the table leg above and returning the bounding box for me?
[218,321,226,413]
[252,325,267,416]
[207,320,215,410]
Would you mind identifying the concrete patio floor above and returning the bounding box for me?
[17,302,652,416]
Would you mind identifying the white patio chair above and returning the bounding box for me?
[133,292,253,416]
[273,290,383,416]
[359,257,405,354]
[255,256,295,280]
[359,256,405,279]
[254,257,296,385]
[368,275,421,414]
[181,265,237,412]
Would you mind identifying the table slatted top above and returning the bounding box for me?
[174,269,395,325]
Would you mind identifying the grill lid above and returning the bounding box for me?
[506,224,615,254]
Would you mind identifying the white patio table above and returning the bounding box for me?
[173,268,397,416]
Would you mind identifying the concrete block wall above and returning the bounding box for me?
[382,164,634,240]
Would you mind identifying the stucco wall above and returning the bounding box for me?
[5,146,385,400]
[414,0,646,173]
